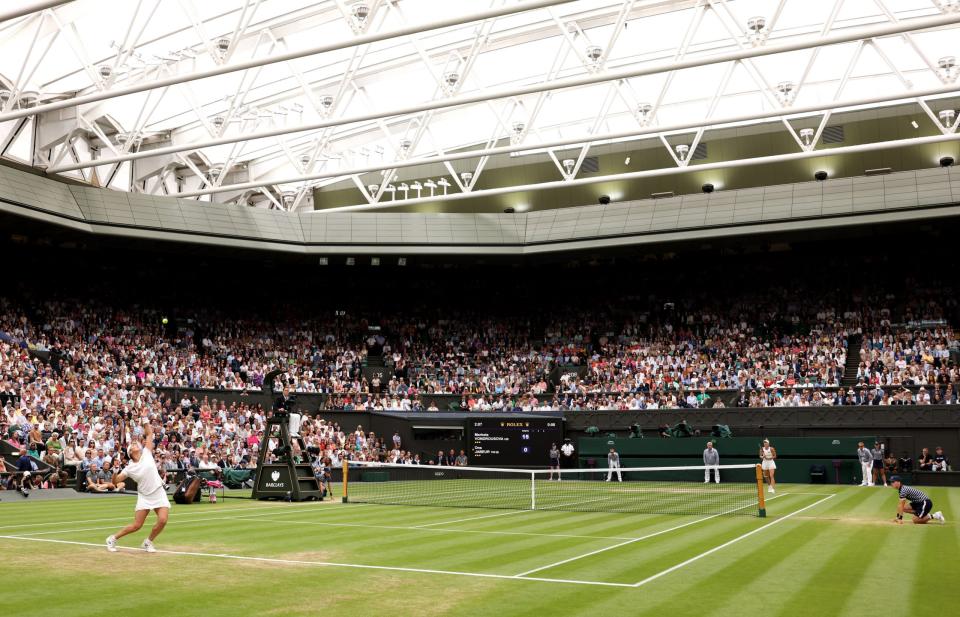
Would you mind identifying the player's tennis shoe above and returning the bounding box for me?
[106,535,117,552]
[141,539,157,553]
[932,511,945,524]
[768,487,775,494]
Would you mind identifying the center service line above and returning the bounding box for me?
[514,494,788,578]
[631,494,836,588]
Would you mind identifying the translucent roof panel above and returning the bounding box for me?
[0,0,956,212]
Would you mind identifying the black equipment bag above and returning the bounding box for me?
[173,476,203,504]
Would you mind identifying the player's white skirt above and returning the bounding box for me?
[761,459,777,471]
[136,487,172,511]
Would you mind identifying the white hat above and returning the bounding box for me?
[23,471,31,477]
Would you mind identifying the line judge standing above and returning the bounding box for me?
[606,447,622,482]
[703,441,720,484]
[560,439,575,469]
[857,441,874,486]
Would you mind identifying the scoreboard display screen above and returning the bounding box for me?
[469,418,563,466]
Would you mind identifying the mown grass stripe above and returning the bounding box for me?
[770,523,886,617]
[636,518,831,617]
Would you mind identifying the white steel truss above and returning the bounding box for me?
[0,0,958,211]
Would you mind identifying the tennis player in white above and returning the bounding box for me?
[106,416,170,553]
[759,439,777,493]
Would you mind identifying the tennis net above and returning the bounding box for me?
[343,462,766,517]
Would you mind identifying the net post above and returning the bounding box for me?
[530,471,536,511]
[342,459,349,503]
[755,464,766,517]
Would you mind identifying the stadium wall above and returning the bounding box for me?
[156,387,960,464]
[577,436,875,484]
[2,163,960,254]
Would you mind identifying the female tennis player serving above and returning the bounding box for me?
[106,415,170,553]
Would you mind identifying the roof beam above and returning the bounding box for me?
[49,11,960,175]
[0,0,579,123]
[319,131,960,213]
[169,84,960,198]
[0,0,72,23]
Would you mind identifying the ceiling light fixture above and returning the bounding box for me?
[938,55,957,81]
[776,81,795,104]
[814,170,828,181]
[940,155,955,167]
[702,183,715,193]
[637,103,653,125]
[747,15,767,45]
[586,45,603,63]
[939,109,956,128]
[352,2,371,26]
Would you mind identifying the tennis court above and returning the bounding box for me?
[2,482,957,616]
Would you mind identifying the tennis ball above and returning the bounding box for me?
[161,317,169,325]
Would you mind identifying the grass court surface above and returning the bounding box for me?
[1,484,958,616]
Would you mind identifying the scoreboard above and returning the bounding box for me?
[468,418,563,466]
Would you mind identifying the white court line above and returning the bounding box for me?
[412,495,615,529]
[514,494,788,578]
[11,505,631,543]
[0,535,634,588]
[7,504,370,537]
[413,509,531,528]
[0,500,349,531]
[2,502,374,536]
[231,516,638,541]
[631,493,836,588]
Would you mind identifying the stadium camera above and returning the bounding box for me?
[598,195,611,205]
[940,156,955,167]
[814,170,828,181]
[701,183,714,194]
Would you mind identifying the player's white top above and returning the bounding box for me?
[761,446,774,460]
[122,447,163,495]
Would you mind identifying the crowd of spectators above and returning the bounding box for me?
[2,272,960,488]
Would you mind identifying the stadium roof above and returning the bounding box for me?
[0,0,959,213]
